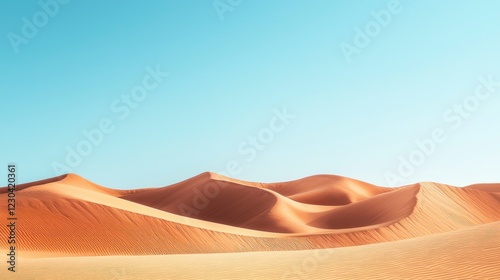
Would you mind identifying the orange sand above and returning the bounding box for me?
[0,173,499,279]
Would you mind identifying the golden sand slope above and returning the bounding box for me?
[10,221,500,280]
[0,173,499,256]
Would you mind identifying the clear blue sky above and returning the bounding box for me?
[1,0,499,189]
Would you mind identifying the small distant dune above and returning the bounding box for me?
[465,183,500,193]
[465,183,500,201]
[261,174,390,205]
[0,174,68,194]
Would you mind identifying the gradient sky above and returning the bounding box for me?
[1,0,499,189]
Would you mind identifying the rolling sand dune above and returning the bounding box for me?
[466,183,500,201]
[10,221,500,280]
[1,173,499,279]
[465,183,500,192]
[260,174,390,205]
[120,172,413,233]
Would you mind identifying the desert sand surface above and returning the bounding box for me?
[1,173,499,279]
[8,221,500,280]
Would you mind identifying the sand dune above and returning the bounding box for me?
[120,172,414,233]
[10,221,500,280]
[465,183,500,192]
[1,172,499,279]
[466,183,500,202]
[260,174,390,205]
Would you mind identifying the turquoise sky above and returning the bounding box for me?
[1,0,499,189]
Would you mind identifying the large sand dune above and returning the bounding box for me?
[1,172,499,279]
[10,221,500,280]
